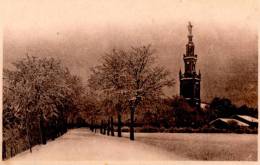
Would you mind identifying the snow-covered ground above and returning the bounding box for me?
[5,128,257,163]
[123,132,257,161]
[6,128,185,162]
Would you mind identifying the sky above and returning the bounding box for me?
[2,0,258,107]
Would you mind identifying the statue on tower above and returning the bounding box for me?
[187,21,193,35]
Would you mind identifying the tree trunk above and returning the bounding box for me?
[63,111,68,133]
[40,113,46,145]
[130,107,135,141]
[117,112,122,137]
[103,123,106,135]
[10,146,13,157]
[94,124,97,133]
[110,116,115,136]
[26,112,32,153]
[60,110,66,134]
[90,118,94,132]
[51,121,55,140]
[38,116,43,144]
[103,121,106,135]
[100,120,103,134]
[2,141,6,160]
[14,145,17,156]
[64,118,68,133]
[107,119,110,136]
[54,121,58,138]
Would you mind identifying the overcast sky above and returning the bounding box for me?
[3,0,258,107]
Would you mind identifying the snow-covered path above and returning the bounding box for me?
[7,128,186,162]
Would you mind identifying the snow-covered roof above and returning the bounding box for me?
[200,103,209,109]
[210,118,250,127]
[235,115,258,123]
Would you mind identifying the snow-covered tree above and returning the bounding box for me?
[3,55,85,157]
[89,45,174,140]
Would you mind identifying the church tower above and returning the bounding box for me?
[179,22,201,107]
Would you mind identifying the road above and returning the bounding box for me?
[7,128,186,162]
[7,128,257,162]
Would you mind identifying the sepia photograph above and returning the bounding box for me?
[1,0,258,164]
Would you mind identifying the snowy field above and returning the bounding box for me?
[123,132,258,161]
[6,128,257,162]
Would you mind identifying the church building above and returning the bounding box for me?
[179,22,201,108]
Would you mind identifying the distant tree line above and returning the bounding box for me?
[86,94,257,134]
[129,96,258,131]
[207,97,258,119]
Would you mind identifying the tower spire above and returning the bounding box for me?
[179,22,201,108]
